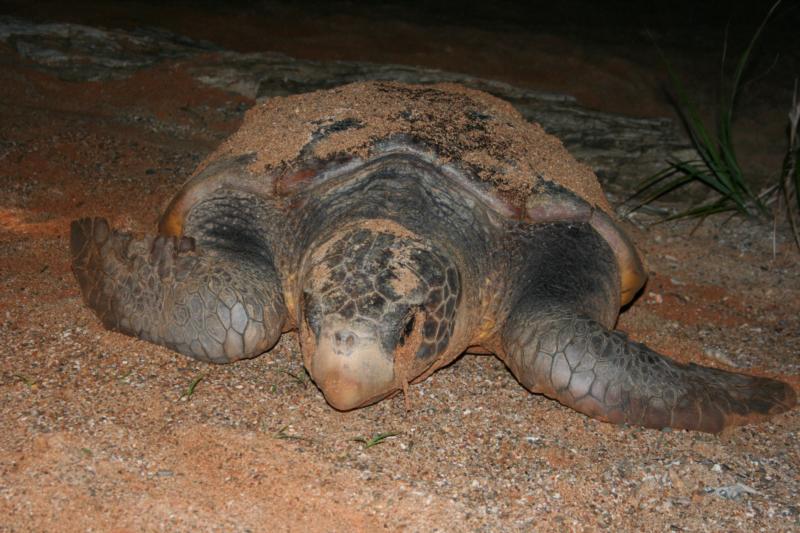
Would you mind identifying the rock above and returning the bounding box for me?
[705,483,760,500]
[0,16,218,81]
[0,16,693,194]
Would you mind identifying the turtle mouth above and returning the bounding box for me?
[314,371,397,411]
[308,318,397,411]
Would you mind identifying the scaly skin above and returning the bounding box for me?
[503,315,797,432]
[301,223,460,362]
[71,217,286,363]
[500,222,796,432]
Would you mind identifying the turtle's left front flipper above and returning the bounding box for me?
[502,314,796,433]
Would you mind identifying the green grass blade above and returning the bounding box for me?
[668,160,742,206]
[718,1,781,215]
[630,164,684,198]
[655,48,725,173]
[272,425,315,442]
[637,2,783,225]
[13,373,36,388]
[661,200,739,222]
[180,374,204,400]
[353,431,401,449]
[628,168,695,212]
[727,1,782,114]
[678,161,748,212]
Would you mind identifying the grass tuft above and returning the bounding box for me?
[13,373,36,388]
[280,369,309,388]
[629,1,796,232]
[272,425,315,442]
[180,374,204,400]
[353,431,401,449]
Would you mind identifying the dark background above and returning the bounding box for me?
[4,0,797,184]
[3,1,797,76]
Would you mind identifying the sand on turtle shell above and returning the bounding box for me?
[204,81,613,215]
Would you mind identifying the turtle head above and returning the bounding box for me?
[299,220,460,410]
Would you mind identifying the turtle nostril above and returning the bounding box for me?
[333,330,357,353]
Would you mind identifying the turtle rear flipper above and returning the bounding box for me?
[71,217,287,363]
[503,315,796,433]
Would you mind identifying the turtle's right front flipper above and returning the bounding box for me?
[71,217,287,363]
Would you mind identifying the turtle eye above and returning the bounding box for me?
[302,291,321,335]
[397,309,419,346]
[402,314,416,339]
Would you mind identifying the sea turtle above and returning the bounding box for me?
[71,81,795,433]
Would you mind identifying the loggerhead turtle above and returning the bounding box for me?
[71,81,795,433]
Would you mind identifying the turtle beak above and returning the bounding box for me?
[307,318,396,410]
